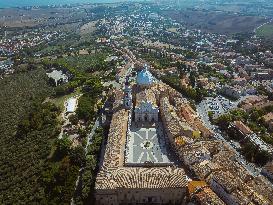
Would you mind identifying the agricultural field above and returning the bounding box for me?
[173,0,273,17]
[0,6,91,28]
[256,22,273,39]
[80,20,98,36]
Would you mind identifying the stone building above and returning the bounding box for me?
[133,65,159,123]
[123,79,132,110]
[134,89,159,122]
[94,90,187,205]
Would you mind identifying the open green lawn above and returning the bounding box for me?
[49,86,82,110]
[256,24,273,38]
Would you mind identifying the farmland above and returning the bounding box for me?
[256,22,273,39]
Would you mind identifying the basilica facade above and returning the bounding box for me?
[124,65,159,123]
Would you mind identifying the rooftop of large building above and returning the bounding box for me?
[136,65,154,86]
[232,121,253,135]
[96,167,187,190]
[188,181,225,205]
[95,88,187,191]
[135,89,157,108]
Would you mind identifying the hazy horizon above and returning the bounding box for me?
[0,0,147,8]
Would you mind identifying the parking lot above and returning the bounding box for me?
[207,96,234,115]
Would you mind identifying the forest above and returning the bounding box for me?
[0,68,56,204]
[0,63,107,204]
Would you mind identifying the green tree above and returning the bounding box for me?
[189,71,196,87]
[69,146,86,167]
[69,114,79,125]
[216,114,232,129]
[56,137,72,159]
[255,150,271,166]
[83,77,103,97]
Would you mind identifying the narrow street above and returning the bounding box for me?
[85,118,100,152]
[71,114,102,205]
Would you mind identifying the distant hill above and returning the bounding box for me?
[163,9,268,35]
[160,0,273,17]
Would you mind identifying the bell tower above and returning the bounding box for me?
[124,76,132,110]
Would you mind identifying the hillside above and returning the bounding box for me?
[163,9,268,35]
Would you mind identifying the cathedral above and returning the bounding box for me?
[124,65,159,123]
[95,64,191,204]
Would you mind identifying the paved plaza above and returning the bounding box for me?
[125,123,173,166]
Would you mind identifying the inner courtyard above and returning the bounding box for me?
[125,122,173,166]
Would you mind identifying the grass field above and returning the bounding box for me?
[49,86,82,110]
[256,23,273,39]
[80,20,98,36]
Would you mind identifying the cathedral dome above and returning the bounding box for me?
[136,65,154,86]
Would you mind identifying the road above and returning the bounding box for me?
[197,98,262,176]
[85,118,100,152]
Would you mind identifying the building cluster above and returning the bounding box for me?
[95,65,219,204]
[229,121,273,153]
[0,58,13,74]
[188,180,225,205]
[0,31,61,56]
[179,141,273,205]
[95,64,273,205]
[2,2,272,204]
[239,95,273,112]
[89,1,272,106]
[95,88,188,205]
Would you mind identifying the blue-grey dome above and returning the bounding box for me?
[136,66,154,86]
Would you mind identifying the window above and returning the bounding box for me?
[148,197,152,203]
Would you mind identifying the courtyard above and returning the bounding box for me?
[124,122,173,166]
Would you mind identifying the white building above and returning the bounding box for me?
[47,70,68,86]
[66,98,77,113]
[134,89,159,123]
